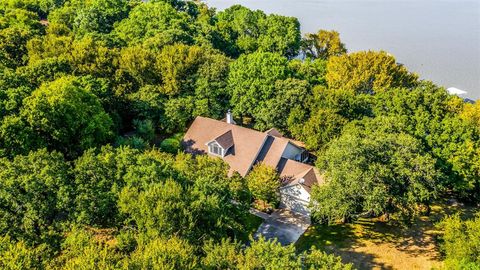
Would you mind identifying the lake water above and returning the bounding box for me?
[204,0,480,100]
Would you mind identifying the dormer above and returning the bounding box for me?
[206,130,234,157]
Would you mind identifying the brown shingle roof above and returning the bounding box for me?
[183,117,267,176]
[278,158,324,192]
[213,130,234,149]
[183,116,323,192]
[260,137,289,168]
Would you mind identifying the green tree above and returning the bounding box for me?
[0,115,40,157]
[51,228,121,270]
[126,236,198,270]
[439,213,480,269]
[114,150,245,244]
[21,76,113,157]
[0,149,72,245]
[67,36,119,77]
[326,51,418,94]
[257,14,301,58]
[255,78,310,132]
[0,26,34,68]
[287,86,371,151]
[312,117,440,223]
[288,107,347,151]
[303,247,354,270]
[215,5,300,58]
[301,29,347,60]
[113,1,193,46]
[72,146,139,227]
[246,163,280,207]
[461,101,480,130]
[228,51,289,119]
[118,45,159,86]
[202,237,353,269]
[373,84,480,202]
[243,237,301,269]
[72,0,130,36]
[0,235,46,270]
[15,57,71,88]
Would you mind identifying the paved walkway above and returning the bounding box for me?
[249,207,271,220]
[253,209,311,245]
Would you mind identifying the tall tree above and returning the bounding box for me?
[21,76,113,157]
[113,1,194,46]
[311,117,440,223]
[439,213,480,269]
[228,51,289,120]
[301,29,347,60]
[0,149,72,245]
[326,50,418,94]
[246,163,280,207]
[215,5,300,58]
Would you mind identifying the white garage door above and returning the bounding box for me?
[280,193,310,216]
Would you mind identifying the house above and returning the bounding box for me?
[182,111,324,216]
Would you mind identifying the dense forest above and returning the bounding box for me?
[0,0,479,268]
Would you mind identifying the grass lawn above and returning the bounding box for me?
[296,199,476,270]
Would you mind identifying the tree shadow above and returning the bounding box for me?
[296,198,476,269]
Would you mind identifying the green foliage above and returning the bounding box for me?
[312,117,440,223]
[246,163,280,206]
[72,146,136,227]
[303,247,354,269]
[0,26,35,68]
[21,76,113,157]
[326,50,418,94]
[118,152,246,244]
[0,149,72,245]
[215,5,301,58]
[373,84,480,201]
[301,29,347,60]
[0,1,478,268]
[228,51,289,120]
[439,213,480,269]
[52,228,120,270]
[0,235,46,270]
[255,78,310,132]
[126,236,198,270]
[202,237,353,269]
[132,119,155,143]
[113,1,194,46]
[160,133,183,154]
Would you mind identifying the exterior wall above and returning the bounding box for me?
[279,185,311,215]
[281,142,303,160]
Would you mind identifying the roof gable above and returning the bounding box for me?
[212,130,234,149]
[182,116,322,192]
[183,117,267,176]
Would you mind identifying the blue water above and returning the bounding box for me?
[205,0,480,100]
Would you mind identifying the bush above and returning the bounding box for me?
[160,133,183,154]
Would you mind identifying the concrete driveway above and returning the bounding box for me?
[253,209,311,245]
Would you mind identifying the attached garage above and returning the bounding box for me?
[279,184,311,216]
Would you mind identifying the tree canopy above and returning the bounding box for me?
[0,0,478,267]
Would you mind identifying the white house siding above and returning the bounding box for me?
[281,142,303,160]
[279,185,311,216]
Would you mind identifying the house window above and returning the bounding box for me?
[209,143,223,156]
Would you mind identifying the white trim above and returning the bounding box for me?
[206,141,225,157]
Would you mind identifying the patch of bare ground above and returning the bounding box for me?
[296,198,477,270]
